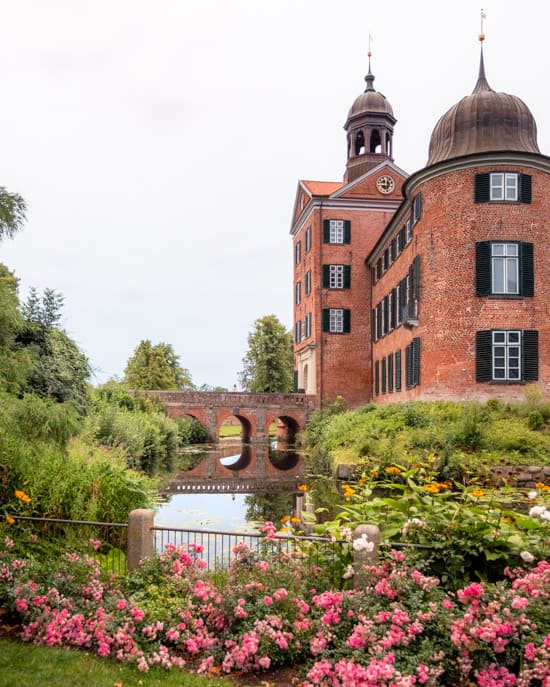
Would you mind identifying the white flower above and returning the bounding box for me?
[541,510,550,522]
[352,533,375,553]
[340,527,352,542]
[529,505,546,518]
[342,564,355,579]
[402,517,425,536]
[528,490,538,500]
[520,551,535,563]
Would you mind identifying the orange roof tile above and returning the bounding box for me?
[301,180,343,196]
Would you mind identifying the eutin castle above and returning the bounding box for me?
[290,32,549,408]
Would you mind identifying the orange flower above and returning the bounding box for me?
[472,489,485,497]
[6,516,15,525]
[385,466,401,475]
[291,517,301,524]
[280,515,290,523]
[424,484,440,494]
[15,489,31,503]
[298,484,308,492]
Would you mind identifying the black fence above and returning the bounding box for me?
[8,515,128,576]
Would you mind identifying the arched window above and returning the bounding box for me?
[370,129,381,153]
[354,130,365,155]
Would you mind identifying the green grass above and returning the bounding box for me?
[218,424,242,438]
[0,638,233,687]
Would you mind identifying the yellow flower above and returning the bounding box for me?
[385,466,401,475]
[6,516,15,525]
[280,515,290,524]
[371,469,379,477]
[424,484,440,494]
[342,485,356,497]
[280,526,290,532]
[290,517,301,524]
[15,489,31,503]
[298,484,308,492]
[472,489,485,497]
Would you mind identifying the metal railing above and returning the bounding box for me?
[8,515,128,575]
[152,524,345,572]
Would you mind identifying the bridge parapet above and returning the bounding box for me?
[145,391,317,410]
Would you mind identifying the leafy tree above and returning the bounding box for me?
[18,288,90,413]
[0,264,32,392]
[0,186,26,241]
[239,315,294,393]
[124,340,194,390]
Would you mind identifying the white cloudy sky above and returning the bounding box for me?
[0,0,548,389]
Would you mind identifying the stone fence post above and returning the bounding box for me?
[127,509,155,571]
[352,524,380,589]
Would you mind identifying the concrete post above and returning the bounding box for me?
[127,509,155,571]
[352,524,380,588]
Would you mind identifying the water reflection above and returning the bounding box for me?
[157,441,304,530]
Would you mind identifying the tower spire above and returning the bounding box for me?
[473,10,491,94]
[365,35,375,92]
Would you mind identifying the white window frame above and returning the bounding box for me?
[329,264,344,288]
[492,330,521,381]
[491,242,519,295]
[295,281,301,304]
[490,173,518,201]
[295,241,301,265]
[305,226,312,252]
[329,308,344,333]
[329,219,344,244]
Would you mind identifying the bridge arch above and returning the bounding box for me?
[216,409,254,443]
[266,412,301,443]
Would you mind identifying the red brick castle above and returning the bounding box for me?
[291,38,549,407]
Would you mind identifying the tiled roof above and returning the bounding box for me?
[301,180,343,196]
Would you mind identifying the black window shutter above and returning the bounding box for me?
[343,265,351,289]
[343,309,351,333]
[405,343,412,389]
[520,242,534,297]
[390,287,397,329]
[412,337,421,387]
[413,193,422,222]
[475,242,491,296]
[376,302,382,339]
[293,370,298,392]
[343,220,351,244]
[381,358,387,393]
[395,350,402,391]
[519,174,532,204]
[475,173,490,202]
[383,296,389,336]
[374,360,380,395]
[523,330,539,381]
[372,309,377,341]
[413,255,421,300]
[322,309,330,332]
[388,353,394,392]
[322,265,330,288]
[323,220,330,243]
[475,330,492,381]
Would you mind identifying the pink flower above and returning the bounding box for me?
[88,539,101,551]
[131,607,144,621]
[263,596,273,606]
[116,599,127,611]
[255,560,269,573]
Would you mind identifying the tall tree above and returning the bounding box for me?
[0,187,27,241]
[124,340,194,390]
[0,264,31,393]
[239,315,294,393]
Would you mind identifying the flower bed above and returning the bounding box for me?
[1,530,549,686]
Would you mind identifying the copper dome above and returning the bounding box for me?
[427,49,539,165]
[347,69,394,119]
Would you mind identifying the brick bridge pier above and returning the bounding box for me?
[145,391,318,442]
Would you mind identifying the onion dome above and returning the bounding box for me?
[347,65,394,119]
[427,44,539,166]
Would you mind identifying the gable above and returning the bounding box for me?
[333,162,408,201]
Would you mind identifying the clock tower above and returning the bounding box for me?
[343,55,396,184]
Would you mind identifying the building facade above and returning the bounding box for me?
[291,43,550,407]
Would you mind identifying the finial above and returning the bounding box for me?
[473,11,491,94]
[479,9,486,42]
[365,34,375,92]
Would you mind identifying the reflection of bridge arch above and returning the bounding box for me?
[162,443,304,494]
[144,391,317,442]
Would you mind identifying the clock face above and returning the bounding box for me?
[376,175,395,194]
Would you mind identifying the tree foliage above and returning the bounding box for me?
[124,340,194,391]
[239,315,294,393]
[0,186,26,241]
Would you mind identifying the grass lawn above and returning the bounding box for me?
[0,638,234,687]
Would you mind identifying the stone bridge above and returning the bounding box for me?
[146,391,318,442]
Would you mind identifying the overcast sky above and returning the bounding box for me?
[1,1,548,389]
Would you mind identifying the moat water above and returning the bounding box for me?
[155,440,305,532]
